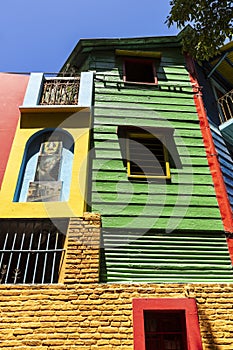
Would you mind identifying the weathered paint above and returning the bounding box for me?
[100,230,233,283]
[195,65,233,213]
[187,55,233,268]
[64,40,232,282]
[187,55,233,233]
[0,73,29,188]
[88,48,223,232]
[0,108,91,218]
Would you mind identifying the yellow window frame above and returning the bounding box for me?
[126,131,171,179]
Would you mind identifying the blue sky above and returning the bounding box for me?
[0,0,178,73]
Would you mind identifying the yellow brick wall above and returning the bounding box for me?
[61,214,101,284]
[1,283,233,349]
[0,214,233,349]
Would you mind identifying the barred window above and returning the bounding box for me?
[0,219,67,284]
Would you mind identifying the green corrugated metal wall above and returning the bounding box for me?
[85,45,232,282]
[100,230,233,283]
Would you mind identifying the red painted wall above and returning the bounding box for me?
[0,73,29,188]
[185,54,233,263]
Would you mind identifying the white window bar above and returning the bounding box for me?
[218,89,233,123]
[51,231,59,283]
[0,220,66,284]
[23,233,34,283]
[13,232,25,283]
[42,231,51,284]
[5,232,17,283]
[0,232,9,283]
[32,232,42,284]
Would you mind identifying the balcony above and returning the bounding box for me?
[20,72,93,117]
[218,89,233,124]
[39,77,80,105]
[218,89,233,145]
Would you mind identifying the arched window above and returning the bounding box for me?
[14,129,74,202]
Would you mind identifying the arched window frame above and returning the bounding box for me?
[14,128,74,203]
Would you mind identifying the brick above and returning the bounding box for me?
[1,219,233,350]
[22,340,42,346]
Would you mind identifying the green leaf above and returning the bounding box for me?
[167,0,233,60]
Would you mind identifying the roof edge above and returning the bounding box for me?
[60,29,186,72]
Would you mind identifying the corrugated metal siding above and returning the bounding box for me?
[100,229,233,283]
[210,122,233,210]
[90,50,223,232]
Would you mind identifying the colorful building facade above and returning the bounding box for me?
[195,41,233,220]
[0,32,233,349]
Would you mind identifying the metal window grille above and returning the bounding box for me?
[40,77,80,105]
[0,219,67,284]
[218,89,233,123]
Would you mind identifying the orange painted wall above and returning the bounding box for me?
[0,73,29,187]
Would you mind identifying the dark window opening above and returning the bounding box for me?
[144,310,188,350]
[124,58,157,84]
[128,134,170,178]
[118,126,182,180]
[0,219,67,284]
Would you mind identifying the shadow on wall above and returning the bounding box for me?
[199,308,223,350]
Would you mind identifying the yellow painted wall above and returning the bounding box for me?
[0,107,91,218]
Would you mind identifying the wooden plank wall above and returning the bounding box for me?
[87,48,232,282]
[90,49,223,231]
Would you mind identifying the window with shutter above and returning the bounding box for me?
[127,130,170,179]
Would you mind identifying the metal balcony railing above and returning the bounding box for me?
[218,89,233,124]
[39,77,80,105]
